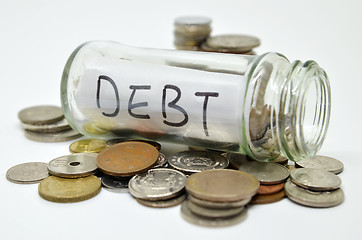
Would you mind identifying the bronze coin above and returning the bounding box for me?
[257,182,285,195]
[250,190,286,205]
[106,139,161,150]
[97,142,159,177]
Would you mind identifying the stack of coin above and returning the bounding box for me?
[18,105,82,142]
[285,168,344,207]
[182,169,259,227]
[174,16,212,50]
[294,155,344,174]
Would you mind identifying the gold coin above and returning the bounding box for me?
[69,139,107,153]
[186,169,259,202]
[38,175,101,203]
[82,121,112,135]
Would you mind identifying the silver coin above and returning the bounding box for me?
[24,129,82,142]
[6,162,49,184]
[290,168,341,191]
[153,152,168,168]
[18,105,64,125]
[238,161,289,185]
[136,193,186,208]
[295,155,344,174]
[180,200,248,227]
[129,168,187,200]
[175,16,211,26]
[188,194,251,209]
[22,118,71,133]
[284,180,344,208]
[101,175,130,193]
[206,34,260,53]
[168,150,229,173]
[48,153,98,178]
[226,152,253,169]
[187,200,244,218]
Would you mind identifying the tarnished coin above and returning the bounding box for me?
[226,152,253,169]
[6,162,49,184]
[129,168,187,200]
[180,200,248,227]
[153,152,168,168]
[38,175,101,203]
[97,142,159,177]
[251,190,286,204]
[295,155,344,174]
[186,169,259,202]
[101,175,130,193]
[18,105,64,125]
[69,139,107,153]
[22,118,71,133]
[200,42,256,54]
[136,193,186,208]
[290,168,341,191]
[168,150,229,173]
[48,153,98,178]
[187,200,244,218]
[257,182,285,195]
[106,138,161,150]
[238,161,289,185]
[24,129,82,142]
[188,194,251,209]
[284,180,344,208]
[206,34,260,53]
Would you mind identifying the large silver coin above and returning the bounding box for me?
[101,175,130,193]
[284,180,344,208]
[187,200,244,218]
[168,150,229,173]
[188,194,251,209]
[22,118,71,133]
[48,153,98,178]
[180,200,248,227]
[136,193,186,208]
[295,155,344,174]
[6,162,49,184]
[290,168,341,191]
[206,34,260,53]
[18,105,64,125]
[25,129,82,142]
[129,168,187,200]
[238,161,289,185]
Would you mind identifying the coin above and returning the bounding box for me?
[257,182,285,195]
[136,193,186,208]
[18,105,64,125]
[106,138,161,150]
[186,169,259,202]
[69,139,107,153]
[226,152,253,169]
[24,129,82,142]
[284,180,344,208]
[97,142,159,177]
[168,150,229,173]
[206,34,260,53]
[101,175,130,193]
[188,194,251,209]
[38,175,101,203]
[200,42,256,54]
[82,121,112,135]
[6,162,49,184]
[187,200,244,218]
[22,118,71,133]
[250,190,286,204]
[180,200,248,227]
[295,155,344,174]
[238,161,289,185]
[48,153,98,178]
[153,152,168,168]
[129,168,187,200]
[290,168,341,191]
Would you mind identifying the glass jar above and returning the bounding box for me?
[61,41,330,162]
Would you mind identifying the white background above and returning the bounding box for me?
[1,0,361,239]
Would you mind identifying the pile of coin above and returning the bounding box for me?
[18,105,82,142]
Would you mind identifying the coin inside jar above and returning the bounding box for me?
[69,139,107,153]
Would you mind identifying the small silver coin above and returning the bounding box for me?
[295,155,344,174]
[101,175,130,193]
[180,200,248,227]
[206,34,260,53]
[22,118,71,133]
[48,153,98,178]
[284,180,344,208]
[24,129,82,142]
[290,168,341,191]
[136,193,186,208]
[168,150,229,173]
[6,162,49,184]
[238,161,289,185]
[18,105,64,125]
[188,194,251,209]
[129,168,187,200]
[187,200,245,218]
[153,152,168,168]
[174,16,211,26]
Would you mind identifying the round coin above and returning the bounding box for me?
[136,193,186,208]
[257,182,285,195]
[24,129,82,142]
[226,152,253,169]
[97,142,159,177]
[238,161,289,185]
[186,169,259,202]
[251,190,286,204]
[69,139,107,153]
[129,168,187,200]
[106,139,161,150]
[18,105,64,125]
[295,155,344,174]
[6,162,49,184]
[101,175,130,193]
[168,150,229,173]
[187,200,244,218]
[153,152,168,168]
[290,168,341,191]
[188,194,251,209]
[284,180,344,208]
[206,34,260,52]
[22,118,71,133]
[48,153,98,178]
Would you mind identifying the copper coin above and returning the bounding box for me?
[257,182,285,195]
[186,169,259,202]
[97,142,159,177]
[250,190,286,205]
[106,138,161,150]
